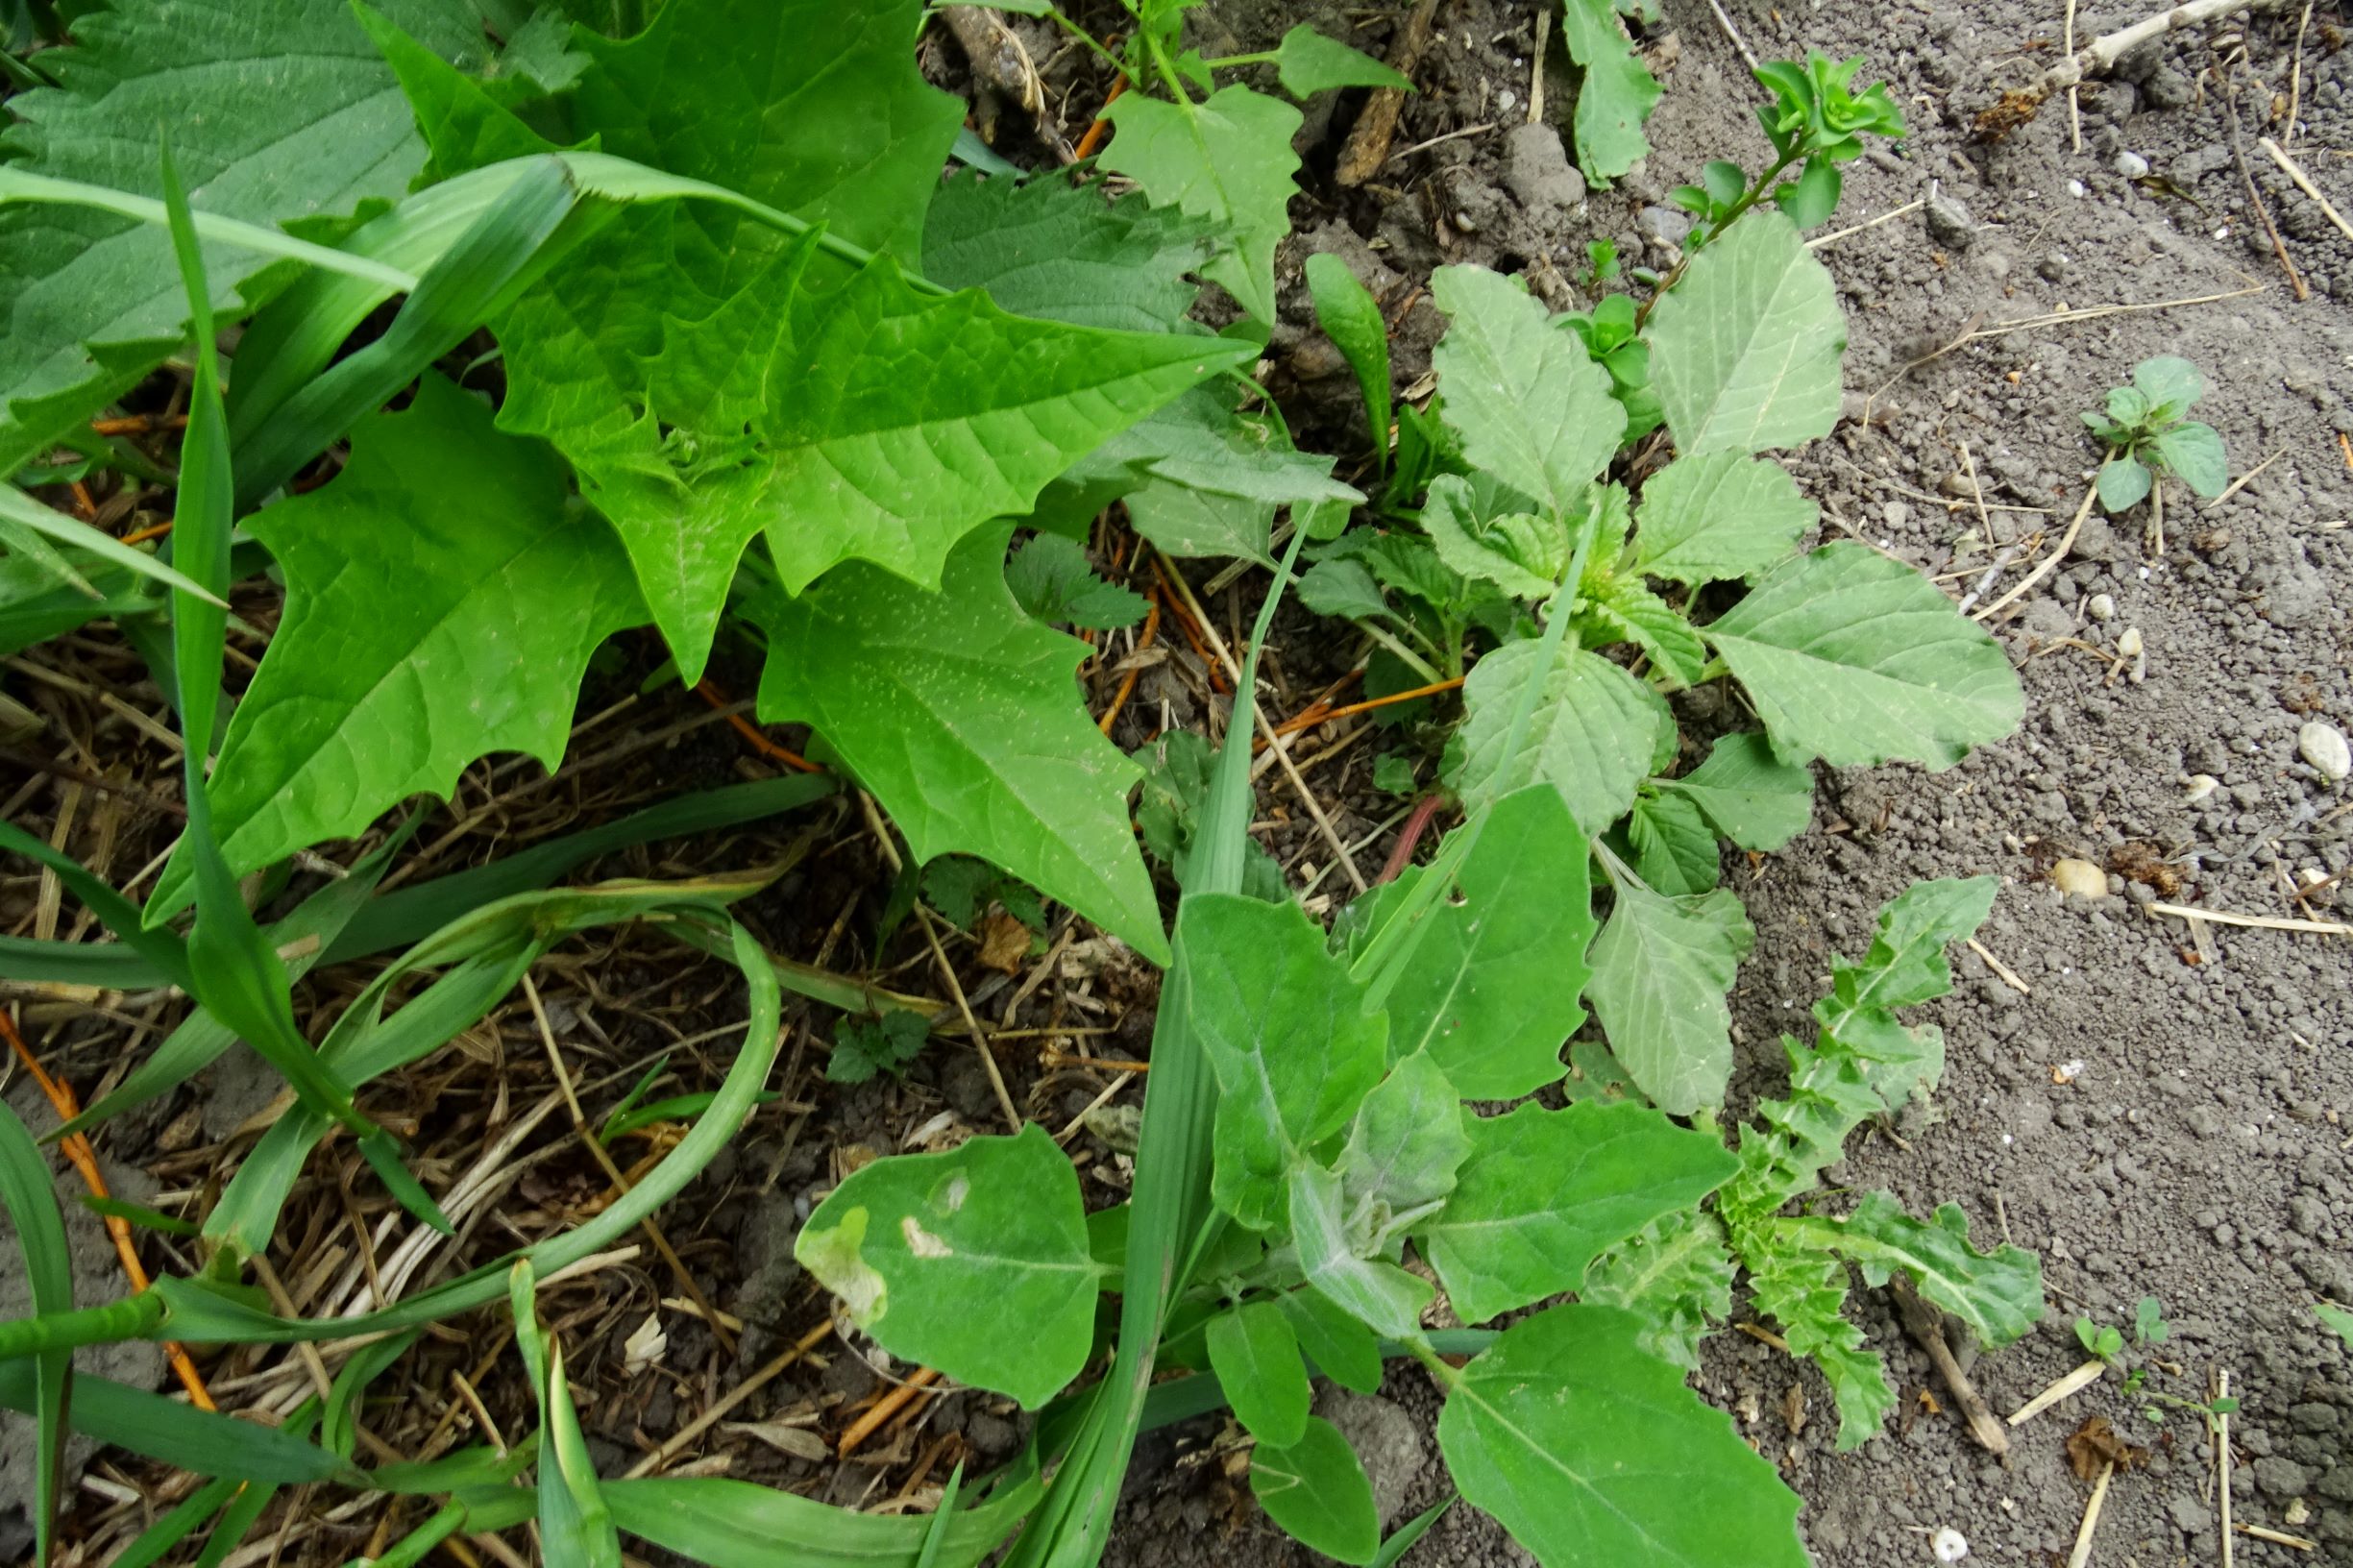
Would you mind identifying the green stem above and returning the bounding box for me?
[1198,50,1278,68]
[1355,620,1443,685]
[0,1292,165,1358]
[1045,9,1127,75]
[1631,147,1802,330]
[1143,25,1195,106]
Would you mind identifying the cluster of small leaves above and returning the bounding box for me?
[825,1011,932,1087]
[1671,52,1906,235]
[2083,355,2228,513]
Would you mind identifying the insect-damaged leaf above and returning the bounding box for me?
[753,526,1168,964]
[795,1125,1096,1409]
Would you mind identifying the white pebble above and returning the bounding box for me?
[1497,89,1517,110]
[2184,773,2220,803]
[2086,592,2116,621]
[2299,720,2351,783]
[2115,150,2150,179]
[2068,179,2088,198]
[1933,1527,1970,1563]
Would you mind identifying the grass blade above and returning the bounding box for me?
[232,155,582,504]
[325,774,834,964]
[107,1475,238,1568]
[188,1401,320,1568]
[159,136,428,1212]
[0,1101,72,1565]
[0,1358,354,1482]
[129,915,779,1345]
[0,820,193,991]
[52,819,421,1140]
[1006,534,1310,1568]
[0,481,223,602]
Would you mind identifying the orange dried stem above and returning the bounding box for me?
[1073,75,1128,160]
[120,520,174,547]
[1096,594,1163,736]
[693,678,821,773]
[1268,674,1464,740]
[0,1008,214,1409]
[838,1366,940,1457]
[1150,561,1230,693]
[89,414,188,437]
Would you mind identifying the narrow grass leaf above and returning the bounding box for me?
[0,1101,71,1565]
[0,1359,354,1483]
[0,481,220,601]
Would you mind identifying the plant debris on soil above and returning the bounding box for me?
[4,1,2353,1565]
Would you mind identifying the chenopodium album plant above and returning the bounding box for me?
[0,0,2043,1564]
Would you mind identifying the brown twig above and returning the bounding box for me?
[838,1366,941,1457]
[1096,592,1163,736]
[1336,0,1442,186]
[1377,793,1449,885]
[2218,70,2308,300]
[1891,1275,2008,1455]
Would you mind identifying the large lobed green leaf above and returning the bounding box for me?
[0,0,484,475]
[1174,894,1387,1229]
[753,526,1169,964]
[1646,212,1845,456]
[154,376,643,913]
[795,1125,1098,1409]
[1437,1306,1807,1568]
[924,171,1215,336]
[1101,85,1300,323]
[1417,1100,1735,1326]
[503,234,1247,674]
[1581,1209,1738,1369]
[1431,266,1624,522]
[1703,542,2023,771]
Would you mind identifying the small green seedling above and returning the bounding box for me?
[2320,1301,2353,1350]
[826,1010,931,1086]
[2080,1296,2235,1425]
[2082,356,2228,546]
[1670,52,1905,241]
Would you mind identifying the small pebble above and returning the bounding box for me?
[2086,592,2117,621]
[2298,720,2351,782]
[2184,773,2221,803]
[2068,179,2088,198]
[2050,858,2109,898]
[2115,150,2150,179]
[1932,1527,1969,1563]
